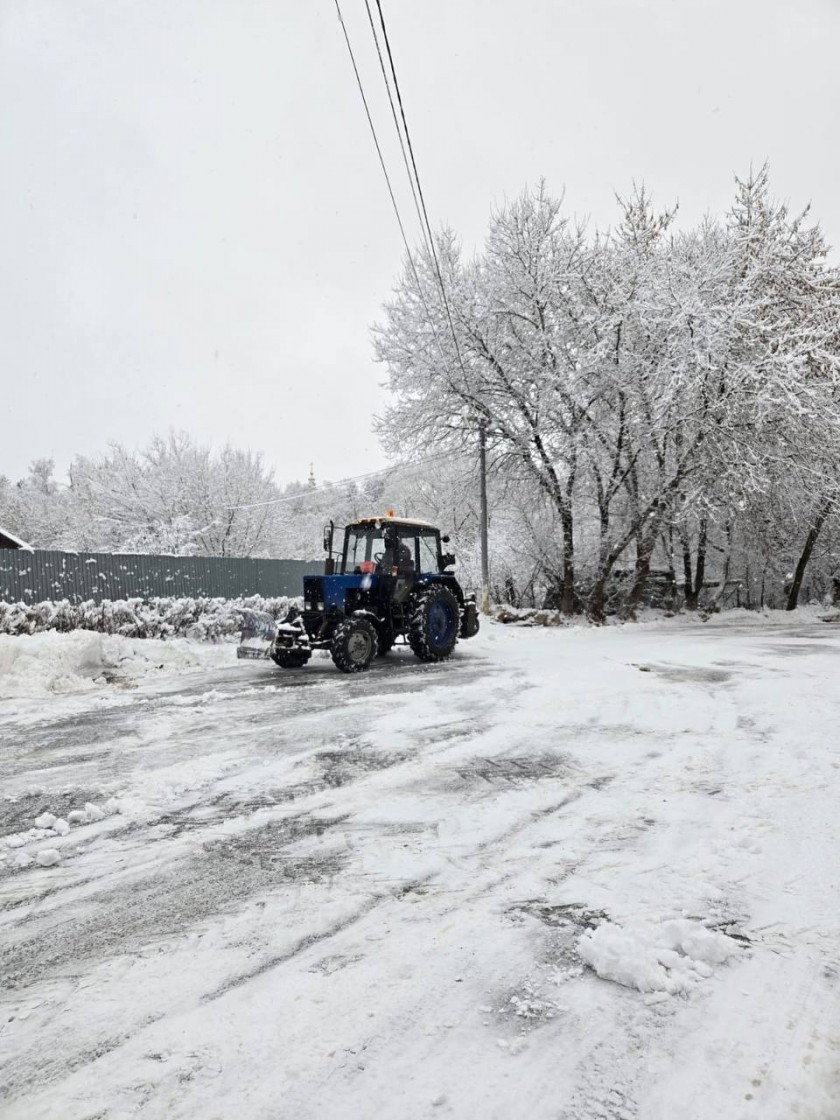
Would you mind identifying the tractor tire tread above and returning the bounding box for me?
[408,584,460,663]
[271,648,311,669]
[331,615,378,673]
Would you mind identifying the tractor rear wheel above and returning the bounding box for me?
[330,616,378,673]
[271,647,311,669]
[408,585,460,662]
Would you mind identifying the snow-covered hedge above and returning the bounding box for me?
[0,596,297,641]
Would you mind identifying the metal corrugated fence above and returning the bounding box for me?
[0,551,323,604]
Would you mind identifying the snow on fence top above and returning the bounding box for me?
[0,525,33,551]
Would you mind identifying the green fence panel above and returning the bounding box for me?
[0,551,323,605]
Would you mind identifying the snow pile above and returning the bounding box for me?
[686,603,834,627]
[507,979,558,1021]
[1,797,121,870]
[492,602,838,628]
[0,631,235,698]
[578,919,741,994]
[5,802,119,849]
[0,594,297,641]
[493,605,568,627]
[30,803,112,832]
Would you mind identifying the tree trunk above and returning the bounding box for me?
[682,519,707,610]
[560,504,576,614]
[584,454,699,622]
[588,576,607,621]
[624,531,656,618]
[710,520,734,610]
[786,502,831,610]
[662,528,678,609]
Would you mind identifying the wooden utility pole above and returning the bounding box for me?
[479,420,490,614]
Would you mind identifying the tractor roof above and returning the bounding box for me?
[351,516,439,531]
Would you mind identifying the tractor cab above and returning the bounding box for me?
[338,517,452,579]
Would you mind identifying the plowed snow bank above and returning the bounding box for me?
[0,631,235,698]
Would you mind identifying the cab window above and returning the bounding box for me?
[417,531,440,573]
[342,529,385,573]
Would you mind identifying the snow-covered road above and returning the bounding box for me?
[1,618,838,1119]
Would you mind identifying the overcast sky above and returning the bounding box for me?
[2,0,839,488]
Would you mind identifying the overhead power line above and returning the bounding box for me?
[331,0,442,357]
[334,0,470,399]
[361,0,431,263]
[221,447,469,511]
[371,0,470,382]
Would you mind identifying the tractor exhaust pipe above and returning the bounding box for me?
[324,520,335,575]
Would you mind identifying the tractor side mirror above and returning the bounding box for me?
[323,521,334,553]
[442,535,450,544]
[441,552,456,571]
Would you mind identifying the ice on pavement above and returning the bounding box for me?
[1,613,839,1120]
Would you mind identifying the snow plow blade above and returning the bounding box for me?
[236,610,277,661]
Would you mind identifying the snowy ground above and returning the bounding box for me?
[1,617,838,1119]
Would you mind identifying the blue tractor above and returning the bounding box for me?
[237,514,480,673]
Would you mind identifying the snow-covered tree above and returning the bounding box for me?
[376,185,593,611]
[0,459,71,548]
[374,171,840,616]
[68,433,281,556]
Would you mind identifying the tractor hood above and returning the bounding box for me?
[304,573,375,612]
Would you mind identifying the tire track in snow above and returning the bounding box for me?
[0,651,519,1105]
[0,813,352,990]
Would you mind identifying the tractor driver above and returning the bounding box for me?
[378,533,414,574]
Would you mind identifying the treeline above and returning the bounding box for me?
[0,434,376,561]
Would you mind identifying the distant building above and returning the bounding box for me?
[0,525,33,550]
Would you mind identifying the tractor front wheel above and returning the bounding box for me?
[408,585,460,662]
[330,616,378,673]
